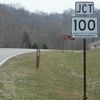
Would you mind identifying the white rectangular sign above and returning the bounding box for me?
[72,34,97,38]
[75,2,94,15]
[72,17,97,38]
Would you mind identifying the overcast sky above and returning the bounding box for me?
[0,0,100,13]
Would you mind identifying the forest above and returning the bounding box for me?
[0,4,100,49]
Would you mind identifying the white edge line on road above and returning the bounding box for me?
[0,51,35,66]
[0,49,53,66]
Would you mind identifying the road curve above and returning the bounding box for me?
[0,48,36,66]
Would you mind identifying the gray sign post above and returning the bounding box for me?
[36,49,40,70]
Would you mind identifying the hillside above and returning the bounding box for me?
[0,4,100,49]
[0,50,100,99]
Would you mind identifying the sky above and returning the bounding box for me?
[0,0,100,13]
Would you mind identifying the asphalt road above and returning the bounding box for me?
[0,48,36,65]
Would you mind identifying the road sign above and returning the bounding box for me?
[72,17,97,38]
[75,2,94,15]
[73,2,97,100]
[60,35,72,40]
[60,35,75,40]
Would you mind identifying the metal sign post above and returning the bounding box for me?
[83,38,87,100]
[36,48,40,70]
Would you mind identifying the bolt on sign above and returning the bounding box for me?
[72,2,97,38]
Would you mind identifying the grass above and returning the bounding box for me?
[0,49,100,100]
